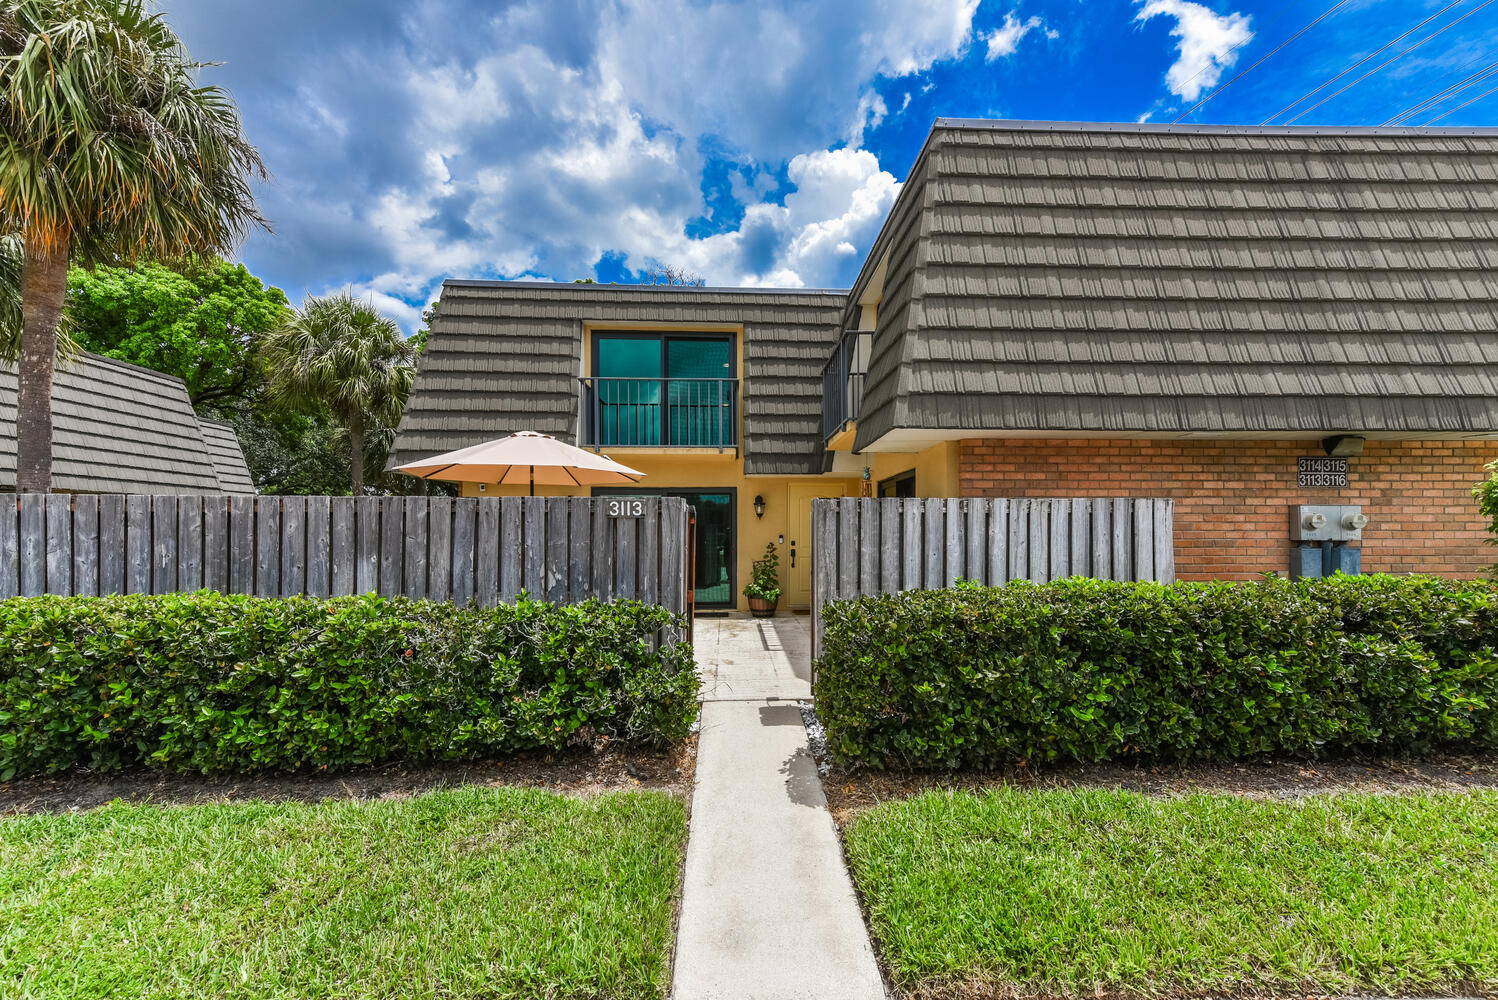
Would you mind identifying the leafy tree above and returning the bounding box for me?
[263,291,416,494]
[0,0,265,492]
[68,259,289,407]
[1472,461,1498,575]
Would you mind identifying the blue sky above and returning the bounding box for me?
[170,0,1498,329]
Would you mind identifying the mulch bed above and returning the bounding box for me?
[0,737,697,815]
[821,750,1498,825]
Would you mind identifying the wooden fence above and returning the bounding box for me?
[810,497,1175,657]
[0,494,690,616]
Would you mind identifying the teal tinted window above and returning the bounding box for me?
[591,333,733,447]
[596,337,663,445]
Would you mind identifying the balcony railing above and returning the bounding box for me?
[822,330,871,442]
[580,377,739,449]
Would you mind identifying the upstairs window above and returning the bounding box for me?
[587,332,736,447]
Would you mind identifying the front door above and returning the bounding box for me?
[786,482,847,607]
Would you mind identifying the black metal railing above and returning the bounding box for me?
[580,377,739,449]
[821,330,871,441]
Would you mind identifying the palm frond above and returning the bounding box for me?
[0,0,268,259]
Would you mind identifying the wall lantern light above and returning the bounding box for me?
[753,495,766,519]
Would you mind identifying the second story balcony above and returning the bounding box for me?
[822,330,871,449]
[580,376,739,450]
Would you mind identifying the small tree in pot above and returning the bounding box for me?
[743,543,782,618]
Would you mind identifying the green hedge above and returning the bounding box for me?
[815,575,1498,770]
[0,593,698,779]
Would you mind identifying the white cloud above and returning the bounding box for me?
[179,0,984,325]
[983,11,1056,61]
[1135,0,1252,101]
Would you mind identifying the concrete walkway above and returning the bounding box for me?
[674,615,886,1000]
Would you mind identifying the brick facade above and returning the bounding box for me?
[958,439,1495,580]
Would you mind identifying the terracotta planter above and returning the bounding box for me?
[748,596,778,618]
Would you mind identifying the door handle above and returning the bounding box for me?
[790,542,796,568]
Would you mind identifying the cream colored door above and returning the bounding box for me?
[786,482,847,607]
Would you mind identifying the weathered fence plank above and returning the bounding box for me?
[567,498,591,603]
[987,498,1008,585]
[280,496,306,598]
[202,496,228,594]
[125,495,151,595]
[0,496,18,598]
[46,494,72,595]
[523,497,545,599]
[614,504,636,600]
[451,498,477,606]
[1008,498,1028,582]
[901,500,921,591]
[587,497,611,602]
[356,496,380,595]
[329,496,355,597]
[255,497,280,598]
[20,494,46,597]
[545,497,569,604]
[99,495,125,595]
[965,499,986,586]
[1134,499,1155,583]
[177,496,203,593]
[427,498,452,603]
[473,498,499,607]
[306,496,331,598]
[501,499,524,602]
[151,495,178,595]
[72,494,99,597]
[811,496,1177,659]
[639,497,660,607]
[858,498,879,596]
[403,498,428,600]
[922,498,944,590]
[229,496,255,594]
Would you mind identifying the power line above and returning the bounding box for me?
[1174,0,1354,123]
[1427,80,1498,122]
[1383,57,1498,125]
[1261,0,1469,124]
[1281,0,1497,124]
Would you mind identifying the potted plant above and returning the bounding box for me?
[743,542,782,617]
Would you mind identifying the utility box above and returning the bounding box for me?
[1289,504,1367,542]
[1289,505,1366,579]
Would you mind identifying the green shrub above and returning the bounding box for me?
[0,593,698,778]
[815,575,1498,770]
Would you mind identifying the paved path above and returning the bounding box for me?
[674,615,886,1000]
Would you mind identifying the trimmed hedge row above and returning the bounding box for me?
[0,593,698,778]
[815,575,1498,770]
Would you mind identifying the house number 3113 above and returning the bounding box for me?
[607,499,644,518]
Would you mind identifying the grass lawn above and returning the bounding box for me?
[844,787,1498,998]
[0,786,686,1000]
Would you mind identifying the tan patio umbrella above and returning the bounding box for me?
[393,431,644,495]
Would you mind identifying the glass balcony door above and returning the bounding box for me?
[593,333,734,447]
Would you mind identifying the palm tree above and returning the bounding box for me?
[263,292,416,494]
[0,0,266,492]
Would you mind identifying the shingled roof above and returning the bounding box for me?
[850,120,1498,450]
[0,353,255,494]
[390,281,847,476]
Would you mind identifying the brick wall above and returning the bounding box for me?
[958,438,1495,580]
